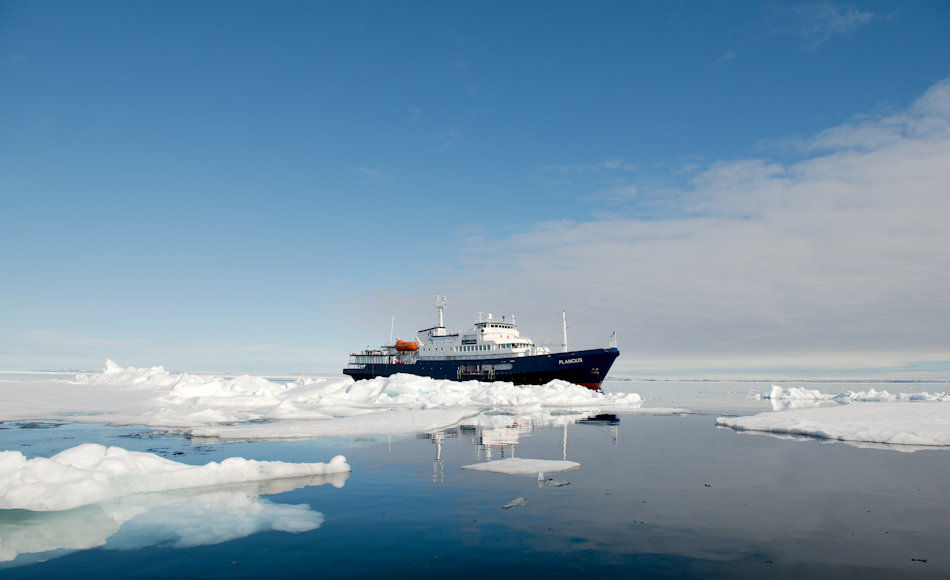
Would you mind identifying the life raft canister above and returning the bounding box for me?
[395,340,419,352]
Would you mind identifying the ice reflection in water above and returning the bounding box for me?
[0,473,347,568]
[417,410,621,484]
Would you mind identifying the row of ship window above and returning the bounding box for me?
[425,343,528,352]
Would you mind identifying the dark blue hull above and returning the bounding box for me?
[344,347,619,390]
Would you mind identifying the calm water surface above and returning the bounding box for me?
[2,380,949,578]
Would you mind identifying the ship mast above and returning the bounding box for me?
[562,310,568,353]
[436,294,446,328]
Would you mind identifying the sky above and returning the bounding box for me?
[2,1,949,378]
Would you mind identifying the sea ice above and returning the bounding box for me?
[461,457,581,475]
[762,384,950,404]
[766,385,833,401]
[501,497,527,509]
[716,402,950,448]
[763,385,835,410]
[0,360,647,439]
[0,476,339,565]
[0,443,350,511]
[190,409,481,440]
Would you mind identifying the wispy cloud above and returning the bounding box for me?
[354,167,397,184]
[540,158,636,174]
[438,124,465,150]
[714,51,737,66]
[447,53,469,70]
[771,2,877,50]
[532,158,637,191]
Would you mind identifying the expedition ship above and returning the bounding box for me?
[344,296,619,390]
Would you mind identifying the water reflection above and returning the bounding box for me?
[767,398,837,411]
[724,425,943,453]
[0,473,347,569]
[418,410,621,483]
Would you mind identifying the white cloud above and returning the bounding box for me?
[714,51,736,66]
[771,2,877,49]
[540,158,636,174]
[437,78,950,377]
[354,167,396,184]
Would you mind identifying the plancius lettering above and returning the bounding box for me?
[559,357,583,365]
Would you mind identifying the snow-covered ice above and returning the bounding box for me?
[761,385,835,410]
[0,443,350,511]
[0,475,340,565]
[763,384,950,405]
[0,359,646,440]
[191,408,481,440]
[754,384,950,422]
[717,403,950,448]
[461,457,580,475]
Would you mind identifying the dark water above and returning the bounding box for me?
[2,383,950,578]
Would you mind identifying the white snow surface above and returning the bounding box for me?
[461,457,580,475]
[765,384,950,403]
[0,443,350,511]
[761,384,950,411]
[717,403,950,448]
[0,476,341,565]
[0,359,645,439]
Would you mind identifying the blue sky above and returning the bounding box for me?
[2,1,949,378]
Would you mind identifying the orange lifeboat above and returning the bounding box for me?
[395,340,419,352]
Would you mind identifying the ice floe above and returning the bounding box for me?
[717,403,950,449]
[0,475,341,566]
[763,384,950,403]
[461,457,580,475]
[0,360,647,439]
[0,443,350,511]
[501,497,527,509]
[191,409,481,440]
[760,384,950,411]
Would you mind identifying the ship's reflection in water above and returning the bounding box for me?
[418,411,620,483]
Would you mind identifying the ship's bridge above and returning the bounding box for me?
[413,312,550,360]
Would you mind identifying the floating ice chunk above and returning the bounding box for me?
[766,385,832,400]
[545,478,571,487]
[461,457,580,475]
[0,476,337,565]
[765,385,835,410]
[0,444,351,511]
[716,402,950,448]
[501,497,527,509]
[74,359,179,388]
[833,389,950,402]
[191,409,480,440]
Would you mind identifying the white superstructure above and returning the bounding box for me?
[415,295,551,361]
[355,295,551,366]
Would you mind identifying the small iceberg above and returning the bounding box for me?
[501,497,527,509]
[0,443,351,512]
[461,457,580,475]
